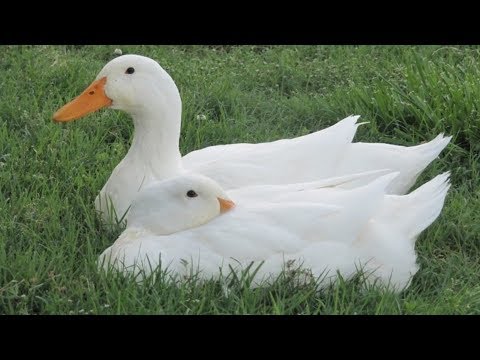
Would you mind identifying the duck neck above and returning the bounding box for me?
[126,98,183,179]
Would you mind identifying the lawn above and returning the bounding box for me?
[0,45,479,315]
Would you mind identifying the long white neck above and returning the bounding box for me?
[125,87,184,180]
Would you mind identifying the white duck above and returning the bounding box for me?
[53,55,451,221]
[99,170,451,291]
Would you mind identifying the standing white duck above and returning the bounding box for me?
[99,170,451,291]
[53,55,451,221]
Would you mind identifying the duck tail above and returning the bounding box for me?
[393,134,452,193]
[383,172,451,243]
[343,133,451,195]
[409,133,452,169]
[320,115,362,143]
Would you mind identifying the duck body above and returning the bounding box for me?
[95,114,360,220]
[99,171,451,291]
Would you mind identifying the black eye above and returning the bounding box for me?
[125,67,135,74]
[186,190,198,198]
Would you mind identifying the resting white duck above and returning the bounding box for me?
[53,54,451,221]
[99,170,451,291]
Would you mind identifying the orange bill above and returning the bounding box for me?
[218,197,235,213]
[53,77,112,122]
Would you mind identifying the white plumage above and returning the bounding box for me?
[53,55,451,222]
[99,171,451,291]
[52,54,452,290]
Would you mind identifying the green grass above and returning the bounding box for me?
[0,45,479,315]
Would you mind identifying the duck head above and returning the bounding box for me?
[127,174,236,235]
[53,54,181,121]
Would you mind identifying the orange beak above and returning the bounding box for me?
[217,197,235,213]
[52,77,112,122]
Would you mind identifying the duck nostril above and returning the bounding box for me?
[89,91,95,95]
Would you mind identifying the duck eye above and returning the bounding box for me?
[125,67,135,74]
[186,190,198,198]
